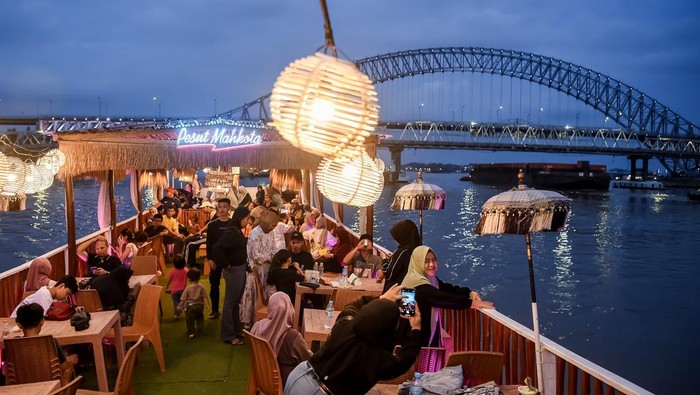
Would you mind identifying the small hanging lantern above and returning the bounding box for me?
[23,163,44,194]
[317,151,383,207]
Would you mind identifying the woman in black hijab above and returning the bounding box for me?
[284,284,422,395]
[382,219,421,293]
[89,266,133,310]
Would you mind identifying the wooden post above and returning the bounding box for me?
[64,174,78,276]
[134,170,143,229]
[108,170,117,246]
[366,205,374,237]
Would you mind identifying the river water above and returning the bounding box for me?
[1,173,698,393]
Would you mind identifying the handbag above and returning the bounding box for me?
[70,309,91,331]
[45,300,76,321]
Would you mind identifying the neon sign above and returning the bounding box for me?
[176,126,263,151]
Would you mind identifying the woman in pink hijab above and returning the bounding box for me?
[24,257,55,292]
[250,291,311,386]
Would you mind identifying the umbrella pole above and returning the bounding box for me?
[526,233,544,393]
[419,207,423,243]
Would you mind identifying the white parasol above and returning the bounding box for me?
[475,170,571,393]
[391,170,446,241]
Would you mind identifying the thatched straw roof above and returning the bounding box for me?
[56,128,331,178]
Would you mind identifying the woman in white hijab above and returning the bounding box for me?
[401,246,494,346]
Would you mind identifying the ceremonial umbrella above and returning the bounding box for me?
[475,170,571,393]
[390,170,446,242]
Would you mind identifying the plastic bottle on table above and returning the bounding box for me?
[341,265,348,286]
[409,372,423,395]
[324,300,335,329]
[319,261,324,279]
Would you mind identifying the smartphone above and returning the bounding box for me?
[400,288,416,316]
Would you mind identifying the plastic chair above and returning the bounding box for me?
[104,284,165,372]
[75,289,103,313]
[445,351,505,387]
[332,290,366,311]
[252,269,268,323]
[130,255,158,275]
[50,375,83,395]
[4,335,63,385]
[77,336,144,395]
[242,330,283,395]
[149,235,167,273]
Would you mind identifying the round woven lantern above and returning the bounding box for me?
[0,152,11,191]
[0,156,29,197]
[317,151,384,207]
[37,165,54,191]
[23,163,44,194]
[270,52,380,160]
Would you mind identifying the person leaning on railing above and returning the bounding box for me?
[284,284,422,395]
[401,246,495,347]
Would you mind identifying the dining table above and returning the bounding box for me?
[0,380,61,395]
[301,308,340,348]
[77,273,157,290]
[0,310,124,392]
[292,273,384,330]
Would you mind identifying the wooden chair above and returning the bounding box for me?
[135,242,152,257]
[252,269,268,323]
[332,290,367,311]
[50,375,83,395]
[77,336,144,395]
[242,330,283,395]
[105,284,165,372]
[130,255,158,275]
[149,235,166,273]
[445,351,505,387]
[4,335,63,385]
[75,289,103,313]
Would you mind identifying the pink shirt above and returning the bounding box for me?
[168,268,189,292]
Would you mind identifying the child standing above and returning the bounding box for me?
[267,249,305,303]
[178,269,211,339]
[166,255,189,319]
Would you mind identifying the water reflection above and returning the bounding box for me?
[550,230,577,315]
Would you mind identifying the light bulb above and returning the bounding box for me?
[309,99,335,122]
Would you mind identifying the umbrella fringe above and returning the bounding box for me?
[475,209,569,235]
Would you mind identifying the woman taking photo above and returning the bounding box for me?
[284,284,421,395]
[402,245,494,346]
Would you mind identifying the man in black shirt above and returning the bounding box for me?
[158,187,181,214]
[77,235,122,277]
[289,231,314,270]
[205,198,233,319]
[144,214,168,239]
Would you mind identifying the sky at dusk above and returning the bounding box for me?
[1,0,699,167]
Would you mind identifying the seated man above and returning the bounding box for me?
[15,303,79,384]
[289,231,314,270]
[77,236,122,277]
[11,275,78,318]
[144,213,168,239]
[162,207,185,256]
[342,234,383,277]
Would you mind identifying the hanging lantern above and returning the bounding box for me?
[270,52,380,160]
[46,149,66,166]
[37,165,54,191]
[23,163,44,194]
[317,151,383,207]
[0,156,29,197]
[0,152,10,191]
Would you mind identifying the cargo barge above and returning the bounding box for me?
[469,161,610,190]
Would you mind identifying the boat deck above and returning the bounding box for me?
[77,269,251,394]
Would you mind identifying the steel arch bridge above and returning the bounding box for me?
[27,47,700,174]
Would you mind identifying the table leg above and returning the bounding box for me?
[92,338,109,392]
[293,288,303,331]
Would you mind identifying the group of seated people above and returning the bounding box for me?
[246,215,496,394]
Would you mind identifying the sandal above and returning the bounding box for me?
[229,338,245,346]
[188,334,196,340]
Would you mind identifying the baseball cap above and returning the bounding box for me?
[290,231,304,241]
